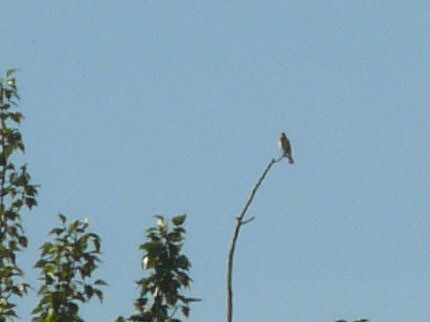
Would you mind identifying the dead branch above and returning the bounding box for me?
[226,156,283,322]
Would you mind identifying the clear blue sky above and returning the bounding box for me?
[2,1,430,321]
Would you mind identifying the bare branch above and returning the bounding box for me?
[226,156,283,322]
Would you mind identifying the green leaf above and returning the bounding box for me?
[181,305,190,317]
[3,144,13,160]
[6,68,19,77]
[154,215,164,221]
[49,227,65,236]
[84,284,94,299]
[115,317,126,322]
[10,112,23,124]
[94,279,108,286]
[94,288,104,302]
[4,89,12,100]
[186,297,202,303]
[58,213,67,224]
[25,197,37,208]
[172,214,186,226]
[18,236,28,248]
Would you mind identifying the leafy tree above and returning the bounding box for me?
[0,69,39,321]
[32,214,107,322]
[118,214,199,322]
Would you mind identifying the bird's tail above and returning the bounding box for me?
[287,155,294,164]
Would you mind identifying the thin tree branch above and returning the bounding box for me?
[226,155,284,322]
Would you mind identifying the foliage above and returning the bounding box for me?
[0,69,39,321]
[120,214,199,322]
[32,214,107,322]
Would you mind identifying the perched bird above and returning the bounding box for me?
[279,132,294,164]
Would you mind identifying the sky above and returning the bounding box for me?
[1,1,430,321]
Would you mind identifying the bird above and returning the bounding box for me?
[279,132,294,164]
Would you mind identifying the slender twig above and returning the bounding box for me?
[226,155,284,322]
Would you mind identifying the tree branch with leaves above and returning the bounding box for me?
[0,69,39,321]
[32,214,107,322]
[118,214,199,322]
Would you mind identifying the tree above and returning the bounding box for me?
[32,214,107,322]
[118,215,199,322]
[0,69,39,321]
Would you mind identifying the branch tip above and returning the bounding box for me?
[241,217,255,225]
